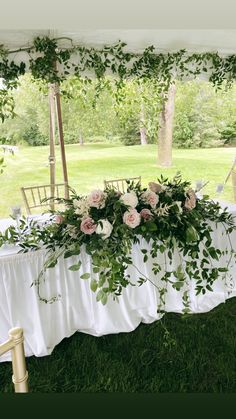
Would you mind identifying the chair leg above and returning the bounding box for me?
[9,328,29,393]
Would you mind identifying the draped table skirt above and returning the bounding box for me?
[1,214,236,362]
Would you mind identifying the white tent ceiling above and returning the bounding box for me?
[1,30,236,55]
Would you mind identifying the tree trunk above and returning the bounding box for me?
[140,102,147,145]
[79,130,84,146]
[157,83,176,167]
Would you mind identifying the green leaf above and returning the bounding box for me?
[186,225,199,243]
[218,267,228,272]
[90,279,98,292]
[146,222,157,232]
[69,261,82,271]
[65,250,76,258]
[98,276,106,287]
[80,272,90,280]
[101,294,108,305]
[47,260,57,268]
[96,289,104,302]
[173,281,185,291]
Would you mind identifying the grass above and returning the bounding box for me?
[1,297,236,392]
[1,143,236,217]
[1,143,236,392]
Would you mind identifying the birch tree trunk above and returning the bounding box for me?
[157,83,176,167]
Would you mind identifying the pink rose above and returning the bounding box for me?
[142,191,159,208]
[148,182,163,193]
[140,208,153,221]
[80,217,96,235]
[55,215,64,224]
[184,188,197,210]
[87,190,107,209]
[123,208,141,228]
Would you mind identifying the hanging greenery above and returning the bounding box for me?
[1,35,236,121]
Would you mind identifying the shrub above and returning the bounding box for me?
[219,121,236,145]
[23,125,48,146]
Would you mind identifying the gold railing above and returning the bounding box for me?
[0,327,29,393]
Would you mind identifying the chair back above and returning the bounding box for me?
[232,171,236,202]
[21,183,69,214]
[104,176,141,193]
[0,327,28,393]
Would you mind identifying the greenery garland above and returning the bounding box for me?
[1,35,236,121]
[1,174,235,310]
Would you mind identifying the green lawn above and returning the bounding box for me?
[1,143,236,217]
[1,298,236,392]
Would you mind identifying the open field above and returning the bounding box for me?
[1,143,236,217]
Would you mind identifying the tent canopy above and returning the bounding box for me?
[1,30,236,57]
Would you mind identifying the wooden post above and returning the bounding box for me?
[54,82,69,199]
[49,84,56,210]
[157,83,176,167]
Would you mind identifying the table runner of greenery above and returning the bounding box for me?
[1,173,235,309]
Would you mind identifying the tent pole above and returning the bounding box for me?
[54,82,69,199]
[48,83,56,211]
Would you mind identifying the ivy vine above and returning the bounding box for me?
[1,35,236,121]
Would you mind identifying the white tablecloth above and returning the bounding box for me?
[1,208,236,362]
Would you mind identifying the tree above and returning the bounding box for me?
[157,83,176,167]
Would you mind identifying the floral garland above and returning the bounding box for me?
[1,174,236,309]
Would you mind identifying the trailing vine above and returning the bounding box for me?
[1,35,236,120]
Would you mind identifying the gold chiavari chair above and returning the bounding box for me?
[232,170,236,202]
[21,183,69,215]
[104,176,141,193]
[0,327,29,393]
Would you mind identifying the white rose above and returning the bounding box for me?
[96,219,113,239]
[120,191,138,208]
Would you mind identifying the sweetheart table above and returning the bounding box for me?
[1,202,236,362]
